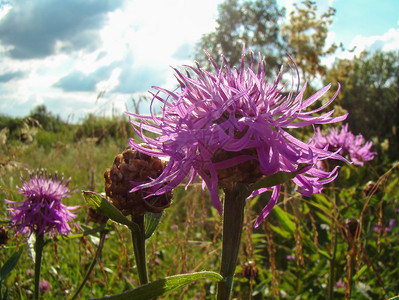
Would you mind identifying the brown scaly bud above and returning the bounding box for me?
[342,218,359,244]
[363,181,380,196]
[241,260,259,280]
[86,207,109,224]
[0,226,9,246]
[104,147,172,216]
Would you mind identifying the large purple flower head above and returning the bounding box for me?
[312,124,376,166]
[128,48,347,227]
[5,169,76,237]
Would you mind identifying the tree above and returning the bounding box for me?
[29,105,64,132]
[194,0,286,75]
[281,1,338,84]
[325,50,399,159]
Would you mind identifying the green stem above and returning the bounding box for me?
[71,230,107,300]
[328,189,338,300]
[34,232,45,300]
[131,215,148,285]
[217,185,246,300]
[329,226,337,300]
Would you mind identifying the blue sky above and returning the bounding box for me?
[0,0,398,122]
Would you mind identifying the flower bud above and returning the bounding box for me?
[104,148,172,216]
[0,226,9,246]
[241,260,258,280]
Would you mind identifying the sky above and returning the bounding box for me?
[0,0,398,122]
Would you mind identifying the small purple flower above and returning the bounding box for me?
[312,124,376,166]
[335,278,346,289]
[374,219,395,233]
[39,280,51,294]
[5,169,77,237]
[128,48,347,227]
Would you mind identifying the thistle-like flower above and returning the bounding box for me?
[5,169,76,237]
[312,124,376,166]
[128,48,347,227]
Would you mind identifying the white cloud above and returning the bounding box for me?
[322,23,399,67]
[0,0,224,120]
[348,27,399,56]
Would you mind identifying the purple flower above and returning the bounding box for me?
[374,219,395,233]
[128,48,347,227]
[335,278,346,289]
[312,124,376,166]
[5,169,77,237]
[39,280,52,294]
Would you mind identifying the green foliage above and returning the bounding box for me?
[29,105,66,133]
[325,50,399,160]
[98,271,222,300]
[0,115,31,143]
[83,191,139,233]
[194,0,286,74]
[75,113,131,146]
[281,0,338,83]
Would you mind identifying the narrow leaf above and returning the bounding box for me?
[273,206,295,234]
[250,164,310,192]
[0,248,23,281]
[144,212,163,239]
[269,224,291,239]
[92,271,222,300]
[82,191,139,233]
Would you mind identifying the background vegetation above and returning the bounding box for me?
[1,0,399,299]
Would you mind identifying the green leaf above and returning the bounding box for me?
[0,248,23,282]
[312,194,332,209]
[272,206,295,235]
[269,224,291,239]
[315,211,331,225]
[144,212,163,239]
[82,191,139,233]
[250,164,310,193]
[92,271,222,300]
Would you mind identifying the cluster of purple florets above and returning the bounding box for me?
[312,124,376,166]
[5,170,76,237]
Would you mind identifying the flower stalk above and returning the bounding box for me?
[217,186,246,300]
[34,232,45,300]
[71,226,108,300]
[131,215,148,285]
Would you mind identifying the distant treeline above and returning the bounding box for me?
[0,104,133,148]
